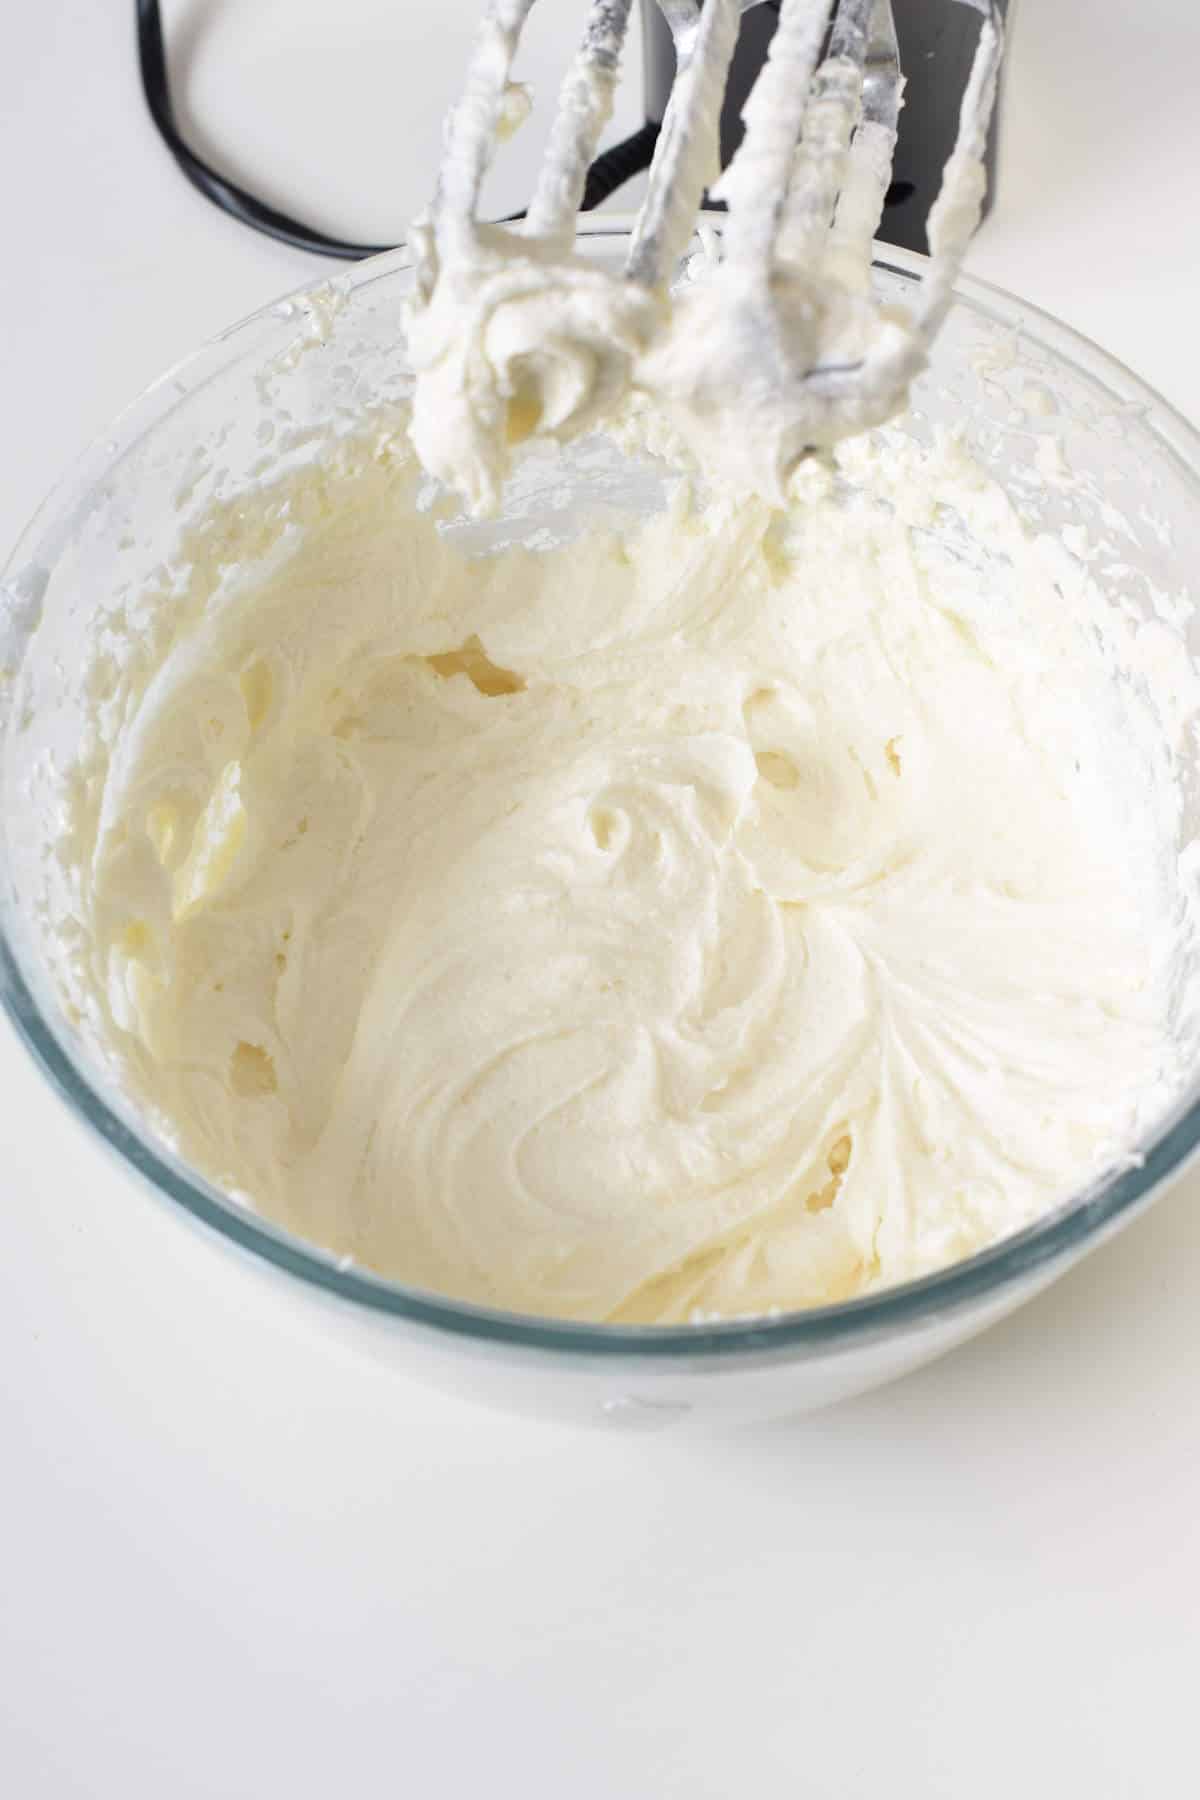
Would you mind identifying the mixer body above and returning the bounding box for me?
[640,0,1011,253]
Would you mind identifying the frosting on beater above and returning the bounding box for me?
[405,5,1001,514]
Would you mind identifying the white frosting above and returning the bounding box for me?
[406,217,944,514]
[407,219,662,515]
[407,208,935,515]
[58,420,1190,1323]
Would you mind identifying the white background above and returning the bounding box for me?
[4,2,1200,1794]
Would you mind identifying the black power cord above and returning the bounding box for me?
[136,0,662,260]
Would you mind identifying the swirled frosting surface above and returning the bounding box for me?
[69,424,1187,1321]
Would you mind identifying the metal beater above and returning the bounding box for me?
[411,0,1003,505]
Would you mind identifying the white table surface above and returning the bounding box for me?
[4,3,1200,1794]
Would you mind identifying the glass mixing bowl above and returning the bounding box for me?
[4,221,1200,1429]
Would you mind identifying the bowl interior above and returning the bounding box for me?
[4,224,1200,1356]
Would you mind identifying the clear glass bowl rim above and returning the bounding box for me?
[5,219,1200,1362]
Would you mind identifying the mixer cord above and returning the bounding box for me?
[136,0,662,261]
